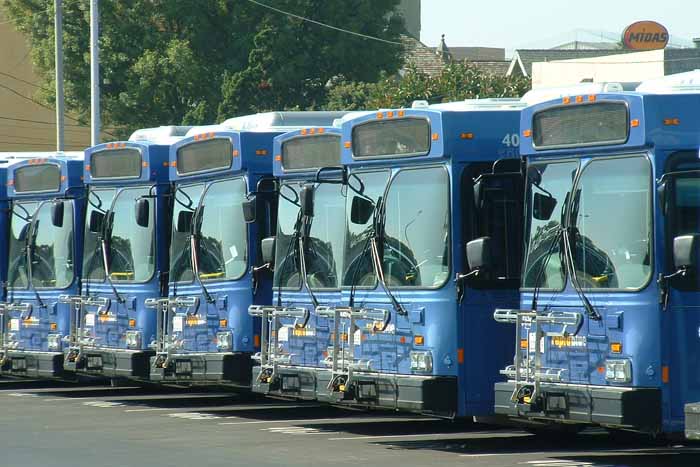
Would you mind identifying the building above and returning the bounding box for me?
[0,12,93,151]
[531,48,700,89]
[396,0,421,39]
[507,49,642,78]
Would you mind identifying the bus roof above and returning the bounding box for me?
[128,126,192,143]
[427,98,526,111]
[636,70,700,94]
[220,111,348,132]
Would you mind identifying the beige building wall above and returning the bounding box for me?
[532,50,665,89]
[0,11,92,152]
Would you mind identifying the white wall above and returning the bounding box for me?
[532,50,666,89]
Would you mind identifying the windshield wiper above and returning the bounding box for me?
[373,195,407,316]
[190,202,215,304]
[101,211,125,304]
[24,212,45,310]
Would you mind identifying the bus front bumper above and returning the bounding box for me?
[65,349,152,380]
[0,350,65,378]
[315,369,457,416]
[251,365,317,400]
[149,352,251,386]
[495,381,661,431]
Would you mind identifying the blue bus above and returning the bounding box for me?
[62,128,188,380]
[262,101,527,417]
[249,124,347,398]
[0,154,84,378]
[493,82,700,436]
[149,112,345,385]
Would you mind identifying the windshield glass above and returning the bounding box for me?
[108,187,155,282]
[274,184,302,288]
[382,167,450,287]
[522,161,578,289]
[169,183,205,283]
[273,181,346,289]
[342,171,389,287]
[31,201,75,288]
[572,156,652,289]
[7,201,38,288]
[83,188,116,281]
[197,178,248,281]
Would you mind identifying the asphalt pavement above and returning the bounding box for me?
[0,377,698,467]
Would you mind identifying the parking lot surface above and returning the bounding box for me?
[1,378,699,467]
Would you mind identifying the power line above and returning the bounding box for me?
[0,133,86,144]
[0,115,89,128]
[0,140,82,148]
[0,70,45,91]
[544,56,700,65]
[245,0,402,46]
[0,120,90,134]
[0,6,53,26]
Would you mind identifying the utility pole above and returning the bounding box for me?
[54,0,64,151]
[90,0,100,146]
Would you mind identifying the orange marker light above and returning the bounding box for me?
[563,96,571,104]
[610,342,622,354]
[457,348,464,364]
[631,119,640,127]
[142,161,148,168]
[254,335,260,348]
[520,339,528,350]
[413,335,424,346]
[399,336,406,344]
[376,112,384,119]
[460,132,474,140]
[60,175,66,182]
[85,164,91,172]
[575,96,584,103]
[588,95,597,102]
[128,319,136,328]
[432,133,439,141]
[662,366,669,383]
[162,162,168,167]
[523,129,532,138]
[219,319,228,328]
[309,128,316,135]
[597,366,605,374]
[232,150,240,157]
[663,118,680,126]
[344,141,351,149]
[318,128,325,134]
[301,129,307,135]
[170,161,177,167]
[387,111,394,118]
[50,323,57,331]
[275,155,282,161]
[398,110,405,117]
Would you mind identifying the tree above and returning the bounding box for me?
[325,62,532,111]
[3,0,405,138]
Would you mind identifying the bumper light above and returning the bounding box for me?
[47,334,62,351]
[605,359,631,383]
[125,331,142,349]
[216,331,233,351]
[410,351,433,373]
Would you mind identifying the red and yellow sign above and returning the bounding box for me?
[622,21,669,50]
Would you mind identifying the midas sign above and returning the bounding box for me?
[622,21,669,50]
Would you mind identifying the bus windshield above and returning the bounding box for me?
[83,189,116,281]
[108,187,156,282]
[8,200,74,289]
[274,181,346,289]
[382,167,450,288]
[169,183,204,283]
[523,156,652,291]
[196,178,248,281]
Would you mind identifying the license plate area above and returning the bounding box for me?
[87,355,103,369]
[281,375,301,393]
[544,392,568,414]
[175,360,192,375]
[11,358,27,371]
[356,381,378,401]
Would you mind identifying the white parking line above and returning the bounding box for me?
[124,408,170,413]
[167,412,221,420]
[327,433,453,441]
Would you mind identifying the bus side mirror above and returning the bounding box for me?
[89,210,105,233]
[177,211,193,233]
[350,196,373,224]
[242,196,256,223]
[533,192,557,221]
[51,200,65,228]
[261,236,276,265]
[135,198,150,228]
[673,234,700,271]
[466,237,494,273]
[300,184,314,218]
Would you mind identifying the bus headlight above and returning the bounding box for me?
[410,351,433,373]
[605,359,631,383]
[216,331,232,351]
[125,331,142,349]
[47,334,62,351]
